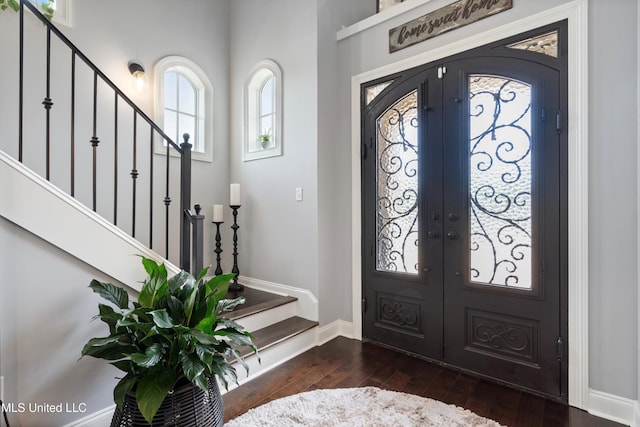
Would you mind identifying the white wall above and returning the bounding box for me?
[229,0,321,297]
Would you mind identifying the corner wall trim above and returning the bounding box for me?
[317,320,355,346]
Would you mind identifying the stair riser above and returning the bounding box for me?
[222,327,317,394]
[234,300,297,333]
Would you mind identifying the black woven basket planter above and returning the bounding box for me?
[110,377,224,427]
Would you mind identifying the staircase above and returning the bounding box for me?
[0,2,320,425]
[225,288,319,390]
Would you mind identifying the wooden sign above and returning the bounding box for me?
[389,0,513,53]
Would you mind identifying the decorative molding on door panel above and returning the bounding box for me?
[465,308,539,366]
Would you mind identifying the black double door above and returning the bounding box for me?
[361,24,567,400]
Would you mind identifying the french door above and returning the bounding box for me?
[361,23,567,400]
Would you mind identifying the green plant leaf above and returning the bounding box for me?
[150,309,174,328]
[214,329,256,350]
[89,280,129,309]
[228,347,250,375]
[138,262,168,308]
[205,274,234,302]
[195,316,215,334]
[126,343,164,368]
[81,336,134,360]
[166,295,185,323]
[97,304,121,334]
[7,0,18,12]
[113,373,137,410]
[141,256,159,276]
[167,270,194,293]
[216,296,246,314]
[180,351,205,386]
[195,265,210,283]
[183,285,199,326]
[187,328,221,346]
[110,360,135,374]
[208,362,238,390]
[136,368,176,424]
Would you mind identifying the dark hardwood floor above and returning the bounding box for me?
[223,336,624,426]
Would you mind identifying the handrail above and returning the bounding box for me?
[19,0,182,153]
[17,0,201,272]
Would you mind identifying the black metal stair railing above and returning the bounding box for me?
[16,0,202,273]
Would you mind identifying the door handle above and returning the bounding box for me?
[427,230,440,239]
[447,231,459,240]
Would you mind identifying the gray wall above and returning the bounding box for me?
[587,0,638,399]
[0,216,123,426]
[316,0,375,325]
[229,0,321,297]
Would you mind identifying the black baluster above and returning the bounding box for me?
[43,28,53,180]
[91,71,100,212]
[131,112,138,237]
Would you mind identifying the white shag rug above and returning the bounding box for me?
[225,386,505,426]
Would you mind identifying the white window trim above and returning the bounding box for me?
[52,0,71,26]
[154,56,213,162]
[243,59,283,161]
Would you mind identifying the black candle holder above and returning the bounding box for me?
[229,205,244,292]
[212,221,223,276]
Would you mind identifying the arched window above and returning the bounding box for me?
[154,56,213,162]
[243,59,282,161]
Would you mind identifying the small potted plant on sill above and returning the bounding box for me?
[81,257,258,426]
[258,129,272,149]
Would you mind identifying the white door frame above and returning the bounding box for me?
[349,0,589,409]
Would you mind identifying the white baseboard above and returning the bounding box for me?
[238,275,318,322]
[589,388,636,426]
[317,320,354,346]
[61,404,113,427]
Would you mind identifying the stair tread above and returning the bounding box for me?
[240,316,318,357]
[225,287,297,320]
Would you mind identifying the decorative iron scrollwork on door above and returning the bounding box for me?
[469,75,532,289]
[376,90,419,275]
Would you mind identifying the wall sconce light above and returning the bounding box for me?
[128,61,146,92]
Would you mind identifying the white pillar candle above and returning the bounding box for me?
[230,183,241,205]
[212,204,224,222]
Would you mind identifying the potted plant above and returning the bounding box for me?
[258,129,272,149]
[81,257,258,425]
